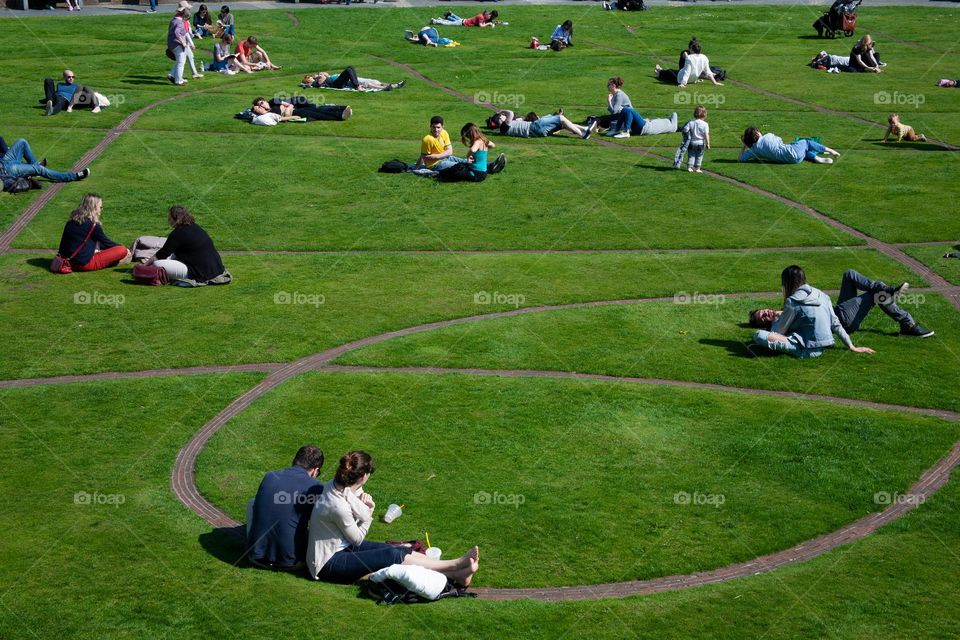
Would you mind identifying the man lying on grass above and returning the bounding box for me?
[486,108,597,139]
[749,265,876,358]
[750,268,934,342]
[740,127,840,164]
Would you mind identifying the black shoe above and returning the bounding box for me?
[444,10,452,18]
[900,323,934,338]
[40,157,47,167]
[488,153,506,174]
[77,168,90,180]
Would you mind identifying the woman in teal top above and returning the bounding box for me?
[461,123,496,172]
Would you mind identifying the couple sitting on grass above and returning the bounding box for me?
[749,265,934,358]
[414,115,506,181]
[246,446,480,586]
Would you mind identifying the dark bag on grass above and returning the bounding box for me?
[2,176,32,194]
[437,163,486,183]
[359,577,476,605]
[132,264,170,286]
[710,66,727,81]
[378,159,408,173]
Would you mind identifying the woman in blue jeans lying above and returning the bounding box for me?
[739,127,840,164]
[307,451,480,584]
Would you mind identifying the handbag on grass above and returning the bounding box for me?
[132,264,170,286]
[50,223,96,274]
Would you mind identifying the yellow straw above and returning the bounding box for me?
[425,531,432,549]
[399,504,405,509]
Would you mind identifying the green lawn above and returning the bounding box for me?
[1,3,958,638]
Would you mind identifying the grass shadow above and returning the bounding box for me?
[635,163,676,172]
[198,526,251,568]
[868,141,953,152]
[122,75,172,86]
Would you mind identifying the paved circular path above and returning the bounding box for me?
[2,33,959,601]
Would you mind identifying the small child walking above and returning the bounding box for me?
[673,106,710,172]
[883,113,926,143]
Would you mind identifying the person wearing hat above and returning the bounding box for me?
[167,3,192,86]
[176,1,204,80]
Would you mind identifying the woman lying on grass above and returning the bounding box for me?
[301,66,404,91]
[307,451,481,585]
[739,127,840,164]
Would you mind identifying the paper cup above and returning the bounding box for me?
[383,503,402,523]
[425,547,442,560]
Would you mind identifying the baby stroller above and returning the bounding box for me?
[813,0,862,38]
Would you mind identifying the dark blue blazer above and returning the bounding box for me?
[247,466,323,567]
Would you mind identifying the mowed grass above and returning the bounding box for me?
[196,371,960,588]
[1,3,959,638]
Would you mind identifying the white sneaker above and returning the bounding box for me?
[613,131,630,139]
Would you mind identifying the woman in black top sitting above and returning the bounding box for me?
[143,205,227,283]
[57,193,131,271]
[849,34,883,72]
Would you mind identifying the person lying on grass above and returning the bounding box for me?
[431,10,498,27]
[0,136,89,184]
[883,113,927,143]
[750,268,934,341]
[405,26,459,47]
[249,97,352,126]
[246,445,325,571]
[307,450,481,585]
[486,108,597,139]
[302,66,405,91]
[739,127,840,164]
[749,265,876,358]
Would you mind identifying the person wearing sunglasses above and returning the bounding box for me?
[41,70,102,117]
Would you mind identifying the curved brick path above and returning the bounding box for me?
[166,300,960,600]
[2,48,959,602]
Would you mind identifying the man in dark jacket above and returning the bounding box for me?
[246,445,325,570]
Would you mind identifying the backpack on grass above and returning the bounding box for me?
[378,159,409,173]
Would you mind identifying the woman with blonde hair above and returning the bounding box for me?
[56,193,131,272]
[850,34,883,72]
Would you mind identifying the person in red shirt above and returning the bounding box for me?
[235,35,281,70]
[431,10,497,27]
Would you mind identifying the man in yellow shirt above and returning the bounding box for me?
[415,115,465,171]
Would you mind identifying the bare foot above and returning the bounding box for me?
[452,557,480,587]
